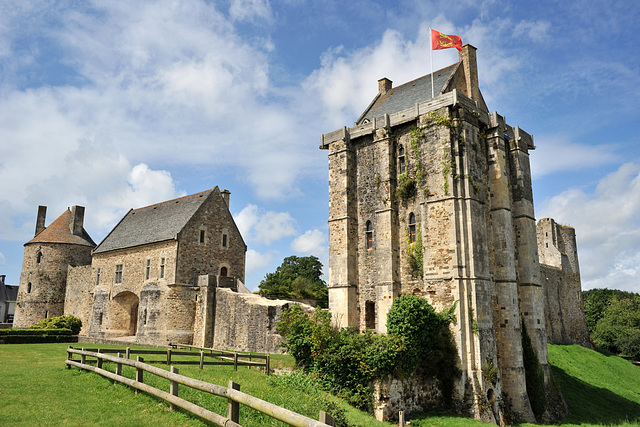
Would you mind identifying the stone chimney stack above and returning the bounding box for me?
[35,206,47,236]
[458,44,482,106]
[0,275,5,285]
[70,206,85,236]
[220,190,230,208]
[378,78,392,94]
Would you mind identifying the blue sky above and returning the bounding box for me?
[1,0,639,293]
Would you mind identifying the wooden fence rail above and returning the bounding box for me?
[72,345,270,374]
[66,347,333,427]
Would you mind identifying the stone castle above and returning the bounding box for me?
[321,44,589,423]
[13,187,297,353]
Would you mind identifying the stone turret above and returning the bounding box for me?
[13,206,95,328]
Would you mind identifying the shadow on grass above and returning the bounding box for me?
[552,366,640,425]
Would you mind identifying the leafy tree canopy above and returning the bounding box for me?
[258,255,327,304]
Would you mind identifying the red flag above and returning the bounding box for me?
[431,29,462,52]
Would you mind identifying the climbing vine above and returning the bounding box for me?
[405,223,423,278]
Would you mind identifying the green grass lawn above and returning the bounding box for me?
[0,343,639,426]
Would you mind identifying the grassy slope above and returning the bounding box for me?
[0,343,639,426]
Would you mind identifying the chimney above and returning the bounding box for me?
[0,275,5,286]
[220,190,230,208]
[378,78,392,94]
[70,206,85,236]
[35,206,47,236]
[458,44,482,105]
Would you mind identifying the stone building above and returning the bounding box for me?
[537,218,592,348]
[0,275,19,325]
[14,187,300,352]
[321,45,574,423]
[13,205,96,328]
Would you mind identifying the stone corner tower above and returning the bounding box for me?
[13,205,96,328]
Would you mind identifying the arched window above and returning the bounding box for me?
[398,145,406,174]
[366,221,373,249]
[220,266,228,277]
[36,251,43,264]
[408,213,417,244]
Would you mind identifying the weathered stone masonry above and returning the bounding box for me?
[321,45,583,424]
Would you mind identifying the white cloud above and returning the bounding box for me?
[538,163,640,293]
[513,20,551,43]
[234,204,297,245]
[245,249,274,278]
[229,0,273,22]
[291,229,326,257]
[0,252,5,266]
[530,135,620,178]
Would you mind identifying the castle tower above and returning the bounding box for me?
[322,45,567,423]
[13,206,95,328]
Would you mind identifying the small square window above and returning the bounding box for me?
[115,264,123,284]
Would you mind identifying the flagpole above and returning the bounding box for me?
[429,27,434,98]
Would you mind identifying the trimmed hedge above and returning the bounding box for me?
[0,334,78,344]
[0,328,72,336]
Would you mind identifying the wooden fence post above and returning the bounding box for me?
[97,349,103,369]
[266,354,270,375]
[227,380,240,423]
[399,410,405,426]
[319,411,336,426]
[233,352,238,371]
[116,353,122,378]
[66,346,72,369]
[135,356,144,395]
[199,350,204,370]
[170,366,179,411]
[167,348,172,365]
[126,347,130,359]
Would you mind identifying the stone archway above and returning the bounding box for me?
[108,291,140,337]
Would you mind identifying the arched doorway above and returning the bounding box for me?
[109,291,140,337]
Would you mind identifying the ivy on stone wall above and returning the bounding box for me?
[405,223,423,278]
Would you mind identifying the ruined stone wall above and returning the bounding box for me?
[212,289,312,354]
[176,194,246,285]
[14,243,92,328]
[64,265,93,335]
[537,218,591,347]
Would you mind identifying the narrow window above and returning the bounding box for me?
[365,301,376,330]
[145,259,150,280]
[27,282,32,294]
[409,213,417,244]
[45,310,48,319]
[115,264,123,284]
[200,229,206,244]
[399,145,406,174]
[160,258,165,279]
[36,251,43,264]
[222,234,228,248]
[96,267,101,285]
[143,309,148,326]
[98,312,103,325]
[220,266,228,277]
[366,221,373,249]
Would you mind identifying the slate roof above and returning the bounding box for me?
[26,209,96,247]
[93,188,217,254]
[357,63,459,125]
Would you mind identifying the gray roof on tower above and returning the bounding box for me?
[93,188,217,254]
[357,63,459,125]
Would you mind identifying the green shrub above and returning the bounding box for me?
[29,315,82,335]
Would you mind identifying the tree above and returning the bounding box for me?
[258,255,328,304]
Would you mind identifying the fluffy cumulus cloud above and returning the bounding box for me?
[234,204,297,245]
[245,249,274,280]
[291,229,326,256]
[538,163,640,293]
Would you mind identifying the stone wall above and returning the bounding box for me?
[537,218,592,347]
[64,265,93,335]
[14,242,92,328]
[212,288,313,354]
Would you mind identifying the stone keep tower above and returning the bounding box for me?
[13,206,95,328]
[321,45,563,423]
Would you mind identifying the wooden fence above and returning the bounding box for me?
[70,345,270,374]
[66,347,335,426]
